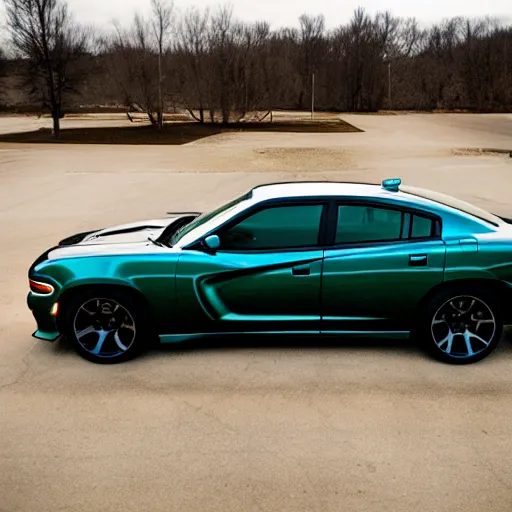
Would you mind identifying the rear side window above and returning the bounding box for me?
[411,215,434,238]
[336,205,439,245]
[336,205,402,244]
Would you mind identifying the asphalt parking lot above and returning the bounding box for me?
[1,113,512,512]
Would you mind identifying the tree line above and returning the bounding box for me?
[1,0,512,137]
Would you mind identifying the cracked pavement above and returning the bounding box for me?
[1,113,512,512]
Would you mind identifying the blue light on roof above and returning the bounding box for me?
[382,178,402,192]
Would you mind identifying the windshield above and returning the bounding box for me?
[401,186,502,226]
[171,193,251,245]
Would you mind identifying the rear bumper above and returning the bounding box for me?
[27,293,60,342]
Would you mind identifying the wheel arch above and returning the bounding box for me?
[414,278,512,325]
[56,283,153,333]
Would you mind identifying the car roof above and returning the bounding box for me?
[251,181,403,201]
[250,181,503,229]
[174,180,502,248]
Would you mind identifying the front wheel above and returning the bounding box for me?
[63,289,149,364]
[421,287,503,364]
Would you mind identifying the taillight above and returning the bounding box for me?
[29,279,55,295]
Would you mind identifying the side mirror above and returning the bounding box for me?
[204,235,220,251]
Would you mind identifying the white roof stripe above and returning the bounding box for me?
[252,182,381,199]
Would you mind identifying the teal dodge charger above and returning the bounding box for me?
[28,179,512,364]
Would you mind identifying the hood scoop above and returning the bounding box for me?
[87,225,164,240]
[59,218,174,247]
[57,214,197,248]
[59,230,100,246]
[60,226,164,247]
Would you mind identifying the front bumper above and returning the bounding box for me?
[27,292,60,342]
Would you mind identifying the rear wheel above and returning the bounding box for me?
[421,287,503,364]
[63,289,149,364]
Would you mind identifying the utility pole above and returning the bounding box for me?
[311,72,315,120]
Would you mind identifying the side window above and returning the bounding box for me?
[336,205,402,244]
[336,205,439,245]
[411,215,435,239]
[219,204,323,251]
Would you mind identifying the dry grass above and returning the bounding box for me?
[234,120,361,133]
[0,119,361,145]
[452,148,512,157]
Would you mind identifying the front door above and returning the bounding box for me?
[174,202,326,334]
[321,202,446,333]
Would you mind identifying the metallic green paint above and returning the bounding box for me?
[175,249,324,333]
[322,239,446,331]
[27,291,59,339]
[33,329,60,341]
[159,330,410,344]
[27,182,512,347]
[30,249,180,335]
[159,332,321,344]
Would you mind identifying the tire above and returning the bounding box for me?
[419,286,503,365]
[63,288,150,364]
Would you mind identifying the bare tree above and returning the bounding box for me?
[0,46,6,104]
[102,3,173,128]
[177,5,264,124]
[103,16,159,124]
[12,2,506,121]
[175,7,211,123]
[297,14,326,109]
[4,0,89,137]
[209,5,238,123]
[151,0,173,129]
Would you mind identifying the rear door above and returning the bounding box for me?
[321,201,446,334]
[174,201,327,334]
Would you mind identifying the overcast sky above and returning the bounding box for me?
[69,0,510,29]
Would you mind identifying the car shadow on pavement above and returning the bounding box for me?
[143,326,512,362]
[149,335,425,360]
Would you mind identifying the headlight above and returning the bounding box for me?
[29,279,55,295]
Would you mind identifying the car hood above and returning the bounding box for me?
[40,214,197,263]
[65,218,173,246]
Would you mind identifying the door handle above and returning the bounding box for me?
[292,265,311,276]
[409,254,428,267]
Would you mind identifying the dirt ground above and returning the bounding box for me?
[1,113,512,512]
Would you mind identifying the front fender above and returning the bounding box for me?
[31,253,180,334]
